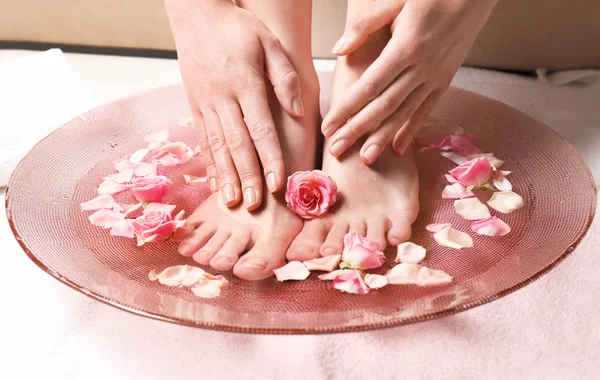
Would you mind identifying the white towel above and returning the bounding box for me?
[0,49,99,186]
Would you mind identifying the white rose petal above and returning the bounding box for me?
[487,191,525,214]
[364,274,389,289]
[386,263,421,285]
[273,261,311,281]
[303,255,342,272]
[454,197,491,220]
[395,242,427,264]
[433,226,474,249]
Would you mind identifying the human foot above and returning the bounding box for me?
[176,67,320,280]
[287,45,420,262]
[176,191,303,280]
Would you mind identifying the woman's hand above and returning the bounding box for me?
[322,0,499,164]
[165,0,303,210]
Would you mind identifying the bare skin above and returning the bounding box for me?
[175,0,320,280]
[286,0,419,261]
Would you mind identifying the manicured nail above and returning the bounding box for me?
[331,36,347,54]
[292,96,305,116]
[209,177,218,192]
[244,187,258,209]
[214,256,232,267]
[330,139,349,157]
[363,144,381,165]
[223,183,235,205]
[266,172,278,193]
[243,258,268,270]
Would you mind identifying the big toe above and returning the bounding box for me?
[233,240,288,281]
[286,220,329,262]
[387,214,413,246]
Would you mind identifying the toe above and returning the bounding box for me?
[387,215,412,246]
[178,223,216,257]
[286,220,329,262]
[190,231,229,265]
[320,221,349,256]
[349,220,367,237]
[366,217,388,250]
[208,231,250,271]
[234,239,288,281]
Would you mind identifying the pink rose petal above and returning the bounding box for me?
[105,168,134,183]
[433,226,474,249]
[445,174,459,183]
[487,191,525,214]
[183,174,208,185]
[80,194,116,211]
[453,197,491,220]
[471,216,512,236]
[114,160,134,172]
[133,162,158,177]
[109,219,135,238]
[98,179,130,196]
[143,129,169,144]
[119,202,144,215]
[395,242,427,264]
[440,152,468,165]
[303,255,342,272]
[332,270,370,294]
[144,203,177,215]
[426,223,452,233]
[156,153,180,167]
[442,183,474,199]
[129,148,150,164]
[364,274,388,289]
[465,153,504,169]
[318,269,347,281]
[416,266,453,287]
[88,209,126,228]
[340,232,385,270]
[448,157,493,188]
[386,263,420,285]
[178,148,194,165]
[273,261,310,281]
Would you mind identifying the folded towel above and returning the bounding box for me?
[0,49,99,186]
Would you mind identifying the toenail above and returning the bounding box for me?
[223,184,235,205]
[179,242,193,254]
[330,139,349,157]
[196,251,212,260]
[266,172,278,193]
[323,247,338,256]
[243,258,268,270]
[389,237,401,246]
[244,187,257,209]
[213,256,232,266]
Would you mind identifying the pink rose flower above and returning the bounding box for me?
[130,203,186,246]
[285,170,337,219]
[319,269,370,294]
[340,232,385,270]
[130,175,171,203]
[447,157,492,188]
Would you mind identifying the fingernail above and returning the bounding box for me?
[323,247,338,256]
[244,187,258,209]
[330,139,349,157]
[243,258,268,270]
[363,144,381,165]
[223,184,236,205]
[266,172,278,193]
[332,36,347,54]
[214,256,232,267]
[209,177,218,192]
[292,97,304,116]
